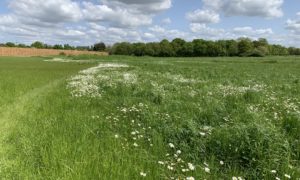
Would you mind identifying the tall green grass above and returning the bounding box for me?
[0,56,299,179]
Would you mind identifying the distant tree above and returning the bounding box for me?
[93,42,106,51]
[171,38,186,56]
[31,41,44,49]
[53,44,64,50]
[111,42,132,55]
[269,44,289,56]
[5,42,16,47]
[288,47,300,55]
[76,46,92,51]
[192,39,208,56]
[132,43,146,56]
[159,39,175,57]
[108,37,299,57]
[181,42,194,57]
[237,38,254,56]
[43,44,52,49]
[145,43,160,56]
[253,38,268,47]
[216,40,228,56]
[63,44,74,50]
[17,44,27,48]
[226,40,239,56]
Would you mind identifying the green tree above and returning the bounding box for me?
[181,42,194,57]
[64,44,74,50]
[53,44,64,50]
[111,42,133,55]
[5,42,16,47]
[171,38,186,57]
[31,41,44,49]
[132,43,146,56]
[159,39,175,57]
[192,39,208,56]
[93,42,106,51]
[237,38,254,56]
[226,40,239,56]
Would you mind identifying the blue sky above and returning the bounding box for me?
[0,0,299,47]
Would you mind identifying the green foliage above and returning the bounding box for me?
[31,41,44,49]
[93,42,106,51]
[238,38,254,56]
[110,37,297,57]
[5,42,16,47]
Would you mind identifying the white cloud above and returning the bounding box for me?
[148,25,190,41]
[161,18,172,24]
[9,0,82,24]
[82,2,152,27]
[190,23,225,36]
[106,0,172,13]
[186,9,220,24]
[203,0,284,18]
[286,19,300,34]
[233,27,273,35]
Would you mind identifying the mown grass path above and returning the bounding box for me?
[0,79,62,176]
[0,57,94,178]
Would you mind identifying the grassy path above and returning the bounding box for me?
[0,79,63,176]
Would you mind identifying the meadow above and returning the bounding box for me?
[0,56,299,179]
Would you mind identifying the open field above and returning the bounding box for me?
[0,56,300,179]
[0,47,108,57]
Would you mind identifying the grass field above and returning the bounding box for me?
[0,56,299,179]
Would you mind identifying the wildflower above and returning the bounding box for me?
[275,177,280,180]
[238,177,243,180]
[204,167,210,173]
[169,143,175,148]
[182,169,189,172]
[166,153,170,156]
[177,158,182,162]
[186,177,195,180]
[200,132,206,136]
[133,143,138,147]
[232,177,238,180]
[271,170,277,174]
[167,165,174,170]
[114,134,119,138]
[131,131,136,135]
[284,174,291,179]
[176,150,182,154]
[140,172,147,177]
[158,161,165,165]
[220,161,224,165]
[188,163,195,171]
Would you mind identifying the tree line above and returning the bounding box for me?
[1,38,300,57]
[110,38,300,57]
[0,42,106,52]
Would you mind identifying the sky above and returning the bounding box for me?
[0,0,300,47]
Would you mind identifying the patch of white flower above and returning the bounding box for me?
[217,84,266,97]
[67,63,129,98]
